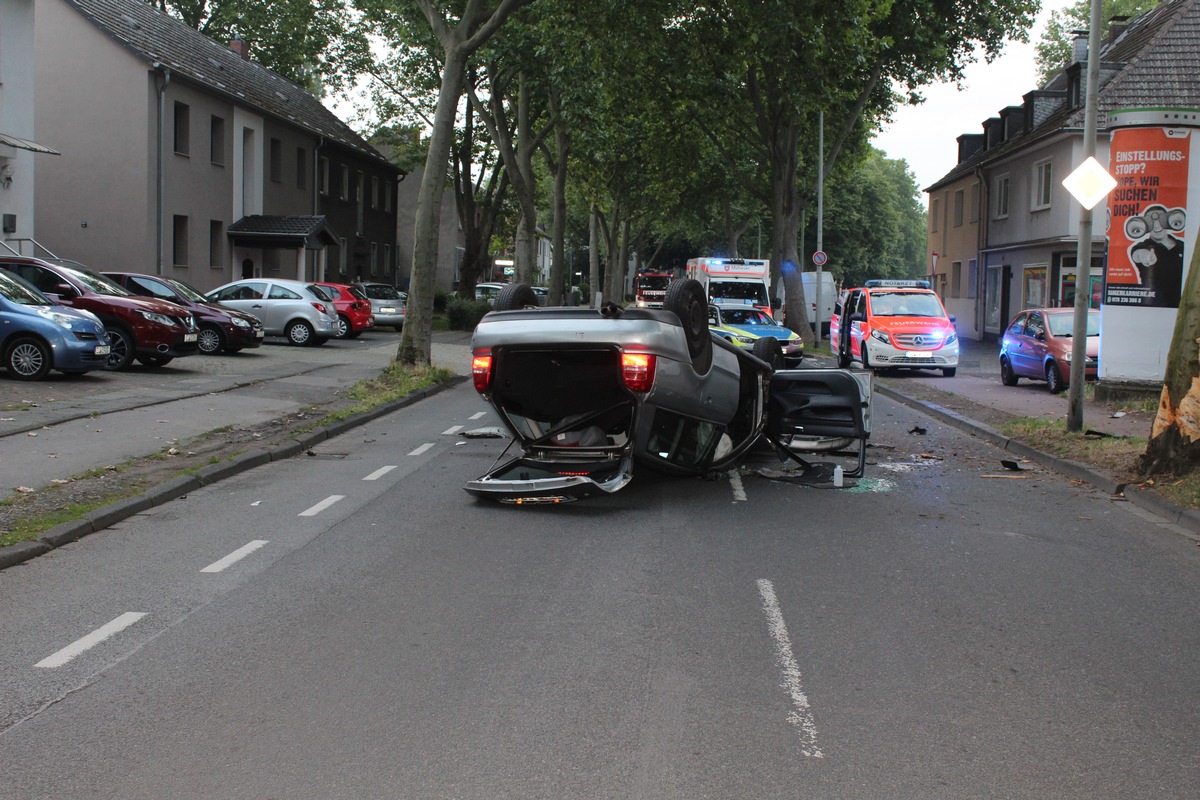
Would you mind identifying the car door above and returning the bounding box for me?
[264,282,304,332]
[1020,311,1048,378]
[210,281,268,325]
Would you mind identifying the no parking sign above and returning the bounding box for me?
[812,250,828,267]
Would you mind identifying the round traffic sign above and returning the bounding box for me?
[812,250,828,266]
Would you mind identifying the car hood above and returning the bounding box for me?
[722,323,800,341]
[6,302,107,333]
[87,293,191,317]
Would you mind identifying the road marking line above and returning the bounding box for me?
[729,470,747,502]
[442,425,463,435]
[201,540,269,573]
[363,465,397,481]
[35,612,148,669]
[299,495,344,517]
[757,579,823,758]
[470,412,486,420]
[408,443,434,456]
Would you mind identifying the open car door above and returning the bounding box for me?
[762,368,873,477]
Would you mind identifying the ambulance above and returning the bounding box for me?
[833,279,959,377]
[685,257,775,318]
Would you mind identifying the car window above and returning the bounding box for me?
[269,285,303,300]
[307,284,334,301]
[4,263,66,295]
[869,291,944,318]
[213,282,266,301]
[127,275,176,301]
[1007,314,1026,336]
[1026,312,1045,338]
[0,269,50,305]
[57,264,132,296]
[1046,311,1101,337]
[348,286,369,302]
[362,284,401,300]
[164,278,209,303]
[645,409,722,470]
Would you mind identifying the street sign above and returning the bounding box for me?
[503,267,515,276]
[812,250,828,266]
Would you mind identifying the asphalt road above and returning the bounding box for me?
[2,377,1197,798]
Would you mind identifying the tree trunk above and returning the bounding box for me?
[1142,232,1200,475]
[588,205,600,307]
[546,116,570,305]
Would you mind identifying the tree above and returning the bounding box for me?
[1034,0,1160,86]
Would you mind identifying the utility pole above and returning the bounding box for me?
[816,110,824,347]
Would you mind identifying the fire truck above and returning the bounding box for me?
[685,257,775,317]
[634,270,676,308]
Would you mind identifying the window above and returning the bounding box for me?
[297,147,307,190]
[967,259,978,299]
[319,156,329,195]
[1033,160,1053,210]
[995,175,1010,219]
[384,181,392,212]
[210,116,225,165]
[953,189,964,227]
[172,215,189,266]
[128,276,175,300]
[371,176,380,209]
[931,197,940,232]
[370,241,378,275]
[269,138,282,182]
[356,171,365,234]
[339,237,348,271]
[268,284,302,300]
[173,102,190,156]
[209,220,224,267]
[951,262,962,298]
[340,166,349,200]
[383,244,391,274]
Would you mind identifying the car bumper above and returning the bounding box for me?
[226,324,265,349]
[372,311,405,326]
[137,331,200,358]
[51,337,111,370]
[868,340,958,368]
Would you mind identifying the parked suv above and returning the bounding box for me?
[353,282,406,331]
[834,279,958,377]
[0,256,199,370]
[104,272,265,355]
[206,278,338,346]
[317,282,375,338]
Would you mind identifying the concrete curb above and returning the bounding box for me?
[0,376,468,571]
[875,384,1200,539]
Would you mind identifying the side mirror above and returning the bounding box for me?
[850,311,866,322]
[771,297,782,310]
[949,314,956,324]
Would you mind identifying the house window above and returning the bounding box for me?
[339,237,348,271]
[172,215,189,266]
[930,197,940,232]
[173,102,190,156]
[370,241,378,275]
[356,171,365,234]
[953,189,964,227]
[1033,160,1053,210]
[297,147,307,190]
[209,220,224,267]
[319,156,329,195]
[340,166,349,200]
[995,175,1010,219]
[210,116,225,165]
[951,261,962,298]
[269,138,282,183]
[384,181,392,212]
[383,244,391,274]
[967,259,978,299]
[371,176,380,209]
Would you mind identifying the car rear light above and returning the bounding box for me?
[311,302,328,314]
[621,352,656,392]
[472,351,493,392]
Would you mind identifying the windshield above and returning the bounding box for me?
[868,291,945,317]
[709,281,768,305]
[362,284,402,301]
[1047,311,1100,337]
[56,264,132,296]
[0,270,50,305]
[163,278,209,303]
[721,308,773,326]
[638,275,671,291]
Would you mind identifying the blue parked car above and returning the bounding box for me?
[0,268,110,380]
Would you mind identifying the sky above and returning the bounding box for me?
[871,0,1076,191]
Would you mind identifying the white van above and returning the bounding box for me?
[782,272,836,335]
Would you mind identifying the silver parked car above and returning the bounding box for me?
[352,282,406,331]
[206,278,338,346]
[466,280,873,503]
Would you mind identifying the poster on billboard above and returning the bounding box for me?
[1105,127,1191,307]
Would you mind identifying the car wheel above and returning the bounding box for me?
[346,328,362,339]
[197,325,225,355]
[861,342,873,370]
[494,283,540,311]
[1000,356,1019,386]
[137,355,173,368]
[286,319,314,346]
[226,346,243,354]
[664,278,713,371]
[1045,360,1065,393]
[334,314,351,339]
[837,335,852,369]
[751,336,785,370]
[311,337,329,347]
[942,367,956,377]
[393,325,404,332]
[5,336,52,381]
[104,325,135,370]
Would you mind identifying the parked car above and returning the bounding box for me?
[1000,307,1100,393]
[465,280,872,503]
[0,255,199,370]
[103,272,265,355]
[0,268,111,380]
[474,282,506,306]
[205,279,338,346]
[318,282,375,338]
[708,300,804,366]
[834,279,959,377]
[352,282,406,331]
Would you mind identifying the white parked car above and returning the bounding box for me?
[206,278,338,346]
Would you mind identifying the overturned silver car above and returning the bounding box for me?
[466,280,872,503]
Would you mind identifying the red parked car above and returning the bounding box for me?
[317,282,375,339]
[999,307,1100,393]
[0,256,199,370]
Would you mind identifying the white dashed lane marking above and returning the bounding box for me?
[299,495,344,517]
[35,612,148,669]
[469,412,486,420]
[200,540,269,573]
[443,426,463,435]
[757,579,823,758]
[363,466,397,481]
[408,443,434,456]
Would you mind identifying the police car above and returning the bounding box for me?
[708,300,804,366]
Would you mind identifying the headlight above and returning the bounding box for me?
[870,328,891,345]
[946,332,958,345]
[733,335,756,344]
[37,307,78,330]
[231,316,251,328]
[139,310,176,326]
[1062,350,1072,361]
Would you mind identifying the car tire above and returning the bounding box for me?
[197,325,225,355]
[5,336,52,381]
[226,346,243,354]
[1000,357,1019,386]
[103,325,135,371]
[494,283,540,311]
[393,325,404,332]
[335,315,351,339]
[664,278,713,372]
[751,336,785,370]
[312,337,329,347]
[137,355,174,368]
[286,319,314,346]
[1045,360,1065,393]
[942,367,956,377]
[861,342,873,370]
[837,337,852,369]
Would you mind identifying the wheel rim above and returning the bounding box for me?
[335,317,349,338]
[106,330,131,369]
[198,328,222,354]
[289,323,311,344]
[11,342,46,377]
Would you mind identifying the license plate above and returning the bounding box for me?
[255,330,265,338]
[380,307,396,314]
[184,333,198,342]
[905,350,926,358]
[94,345,111,355]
